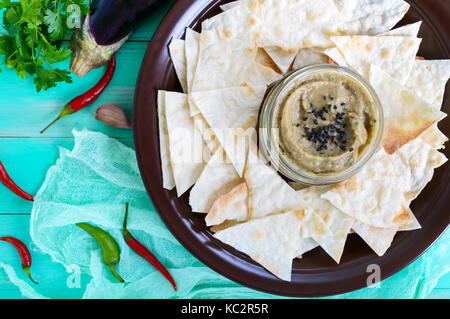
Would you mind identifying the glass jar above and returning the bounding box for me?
[259,64,384,186]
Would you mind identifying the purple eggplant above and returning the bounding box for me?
[70,0,165,77]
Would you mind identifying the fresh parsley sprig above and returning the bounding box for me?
[0,0,89,92]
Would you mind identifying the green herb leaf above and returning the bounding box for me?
[0,0,89,92]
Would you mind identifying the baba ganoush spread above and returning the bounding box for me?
[273,71,377,174]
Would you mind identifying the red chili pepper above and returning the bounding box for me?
[123,203,177,292]
[0,160,33,202]
[40,55,116,134]
[0,237,38,284]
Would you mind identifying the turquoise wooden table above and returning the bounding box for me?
[0,1,449,299]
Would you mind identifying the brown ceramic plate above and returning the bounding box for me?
[134,0,450,297]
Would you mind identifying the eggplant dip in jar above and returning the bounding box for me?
[260,65,383,185]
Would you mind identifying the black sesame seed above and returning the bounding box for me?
[330,96,334,100]
[349,148,354,152]
[303,117,308,121]
[323,96,326,100]
[341,103,346,106]
[296,123,300,127]
[314,120,318,125]
[340,146,346,151]
[333,105,337,110]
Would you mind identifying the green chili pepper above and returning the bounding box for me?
[76,223,124,283]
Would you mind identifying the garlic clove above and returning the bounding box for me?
[94,104,132,129]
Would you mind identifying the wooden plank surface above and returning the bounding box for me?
[0,0,448,299]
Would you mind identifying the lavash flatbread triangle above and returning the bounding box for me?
[263,47,298,74]
[331,35,421,85]
[214,210,305,281]
[405,59,450,149]
[245,148,306,219]
[190,85,266,176]
[184,28,203,117]
[380,21,422,37]
[191,63,278,155]
[333,0,410,35]
[257,0,341,51]
[321,150,413,228]
[164,91,207,197]
[169,35,220,152]
[405,59,450,108]
[392,138,448,202]
[243,61,283,86]
[157,91,175,190]
[220,1,239,12]
[293,48,329,70]
[351,222,397,256]
[298,187,354,263]
[168,38,188,93]
[369,64,446,154]
[191,113,220,154]
[189,148,242,214]
[185,28,200,93]
[201,0,261,44]
[191,29,257,92]
[323,21,422,68]
[420,127,448,150]
[255,47,282,74]
[298,238,319,256]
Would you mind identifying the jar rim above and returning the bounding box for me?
[258,64,384,186]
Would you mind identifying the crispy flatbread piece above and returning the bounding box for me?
[214,210,305,281]
[369,65,446,154]
[190,148,241,213]
[164,92,206,196]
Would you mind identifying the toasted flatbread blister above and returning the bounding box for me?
[206,182,249,227]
